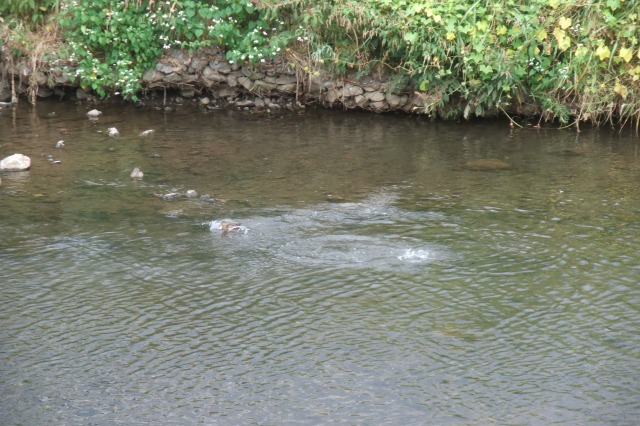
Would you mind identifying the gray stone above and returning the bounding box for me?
[325,87,340,103]
[343,83,364,97]
[163,73,182,84]
[168,49,190,66]
[276,74,297,85]
[162,192,182,201]
[278,83,297,93]
[0,153,31,171]
[371,100,389,110]
[386,92,402,107]
[354,94,368,106]
[190,57,208,72]
[254,97,265,108]
[200,97,210,105]
[241,67,265,80]
[202,66,226,83]
[180,86,196,98]
[226,74,238,87]
[238,76,254,91]
[156,62,181,74]
[366,91,386,102]
[236,100,255,107]
[130,167,144,179]
[143,69,161,82]
[253,80,277,93]
[86,108,102,117]
[209,60,232,74]
[218,87,237,98]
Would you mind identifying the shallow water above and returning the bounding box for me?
[1,101,639,424]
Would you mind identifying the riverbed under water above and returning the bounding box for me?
[1,100,639,425]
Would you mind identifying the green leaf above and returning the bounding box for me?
[606,0,621,10]
[404,32,418,44]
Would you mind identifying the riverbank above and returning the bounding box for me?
[1,0,639,129]
[0,46,454,116]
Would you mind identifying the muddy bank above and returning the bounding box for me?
[1,47,531,117]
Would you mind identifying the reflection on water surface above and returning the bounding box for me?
[1,101,639,424]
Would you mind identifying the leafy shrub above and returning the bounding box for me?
[60,0,292,100]
[267,0,640,126]
[0,0,60,26]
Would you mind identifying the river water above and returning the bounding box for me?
[1,100,639,425]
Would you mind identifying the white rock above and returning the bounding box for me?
[130,167,143,179]
[186,189,198,198]
[108,127,119,137]
[139,129,155,137]
[87,109,102,118]
[0,153,31,171]
[55,140,65,148]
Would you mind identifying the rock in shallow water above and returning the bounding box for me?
[130,167,143,179]
[161,192,181,201]
[0,153,31,171]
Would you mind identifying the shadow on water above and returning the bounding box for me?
[1,100,640,424]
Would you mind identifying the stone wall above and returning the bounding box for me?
[1,47,427,114]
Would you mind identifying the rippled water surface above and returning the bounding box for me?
[1,101,639,425]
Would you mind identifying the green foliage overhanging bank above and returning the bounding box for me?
[1,0,639,128]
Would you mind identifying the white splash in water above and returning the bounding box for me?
[205,220,250,234]
[398,248,431,263]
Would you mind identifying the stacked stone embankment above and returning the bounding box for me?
[1,47,426,113]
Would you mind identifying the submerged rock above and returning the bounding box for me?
[87,109,102,118]
[185,189,198,198]
[161,192,181,201]
[0,153,31,171]
[107,127,120,137]
[465,159,512,171]
[130,167,144,179]
[207,220,249,234]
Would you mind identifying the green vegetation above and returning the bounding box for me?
[1,0,639,128]
[57,0,292,99]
